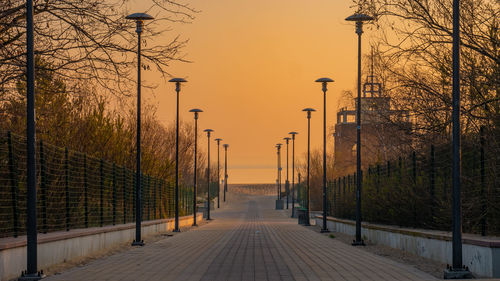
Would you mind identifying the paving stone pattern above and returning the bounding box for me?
[46,193,437,281]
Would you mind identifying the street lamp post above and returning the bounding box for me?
[215,138,223,208]
[283,137,291,210]
[289,132,298,218]
[223,144,229,202]
[189,109,203,226]
[444,0,472,278]
[316,77,334,233]
[346,12,373,246]
[303,108,316,226]
[126,12,154,247]
[275,143,283,209]
[19,0,42,279]
[169,77,187,232]
[204,129,214,220]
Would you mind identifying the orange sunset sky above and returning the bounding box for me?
[131,0,375,183]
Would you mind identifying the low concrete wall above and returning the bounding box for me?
[314,216,500,278]
[0,214,202,281]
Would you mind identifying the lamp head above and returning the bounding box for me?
[315,77,334,83]
[345,13,374,22]
[283,137,291,143]
[289,131,298,136]
[315,77,334,92]
[126,13,154,34]
[204,129,213,133]
[303,107,315,118]
[223,144,229,148]
[168,78,187,92]
[126,13,154,21]
[189,108,202,119]
[346,13,373,35]
[215,138,223,143]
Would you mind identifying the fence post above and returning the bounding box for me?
[333,180,336,217]
[147,176,151,221]
[343,176,346,218]
[297,173,301,204]
[387,161,391,178]
[7,132,19,237]
[398,157,402,182]
[112,163,116,225]
[337,177,341,216]
[430,145,435,225]
[411,151,417,227]
[159,180,163,218]
[480,126,486,236]
[100,159,104,227]
[412,151,417,182]
[84,154,88,228]
[65,147,70,231]
[153,178,158,220]
[376,164,380,193]
[122,167,126,224]
[39,140,47,233]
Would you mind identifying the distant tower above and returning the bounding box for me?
[333,49,410,175]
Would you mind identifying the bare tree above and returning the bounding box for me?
[352,0,498,140]
[0,0,198,96]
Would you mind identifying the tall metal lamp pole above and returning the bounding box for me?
[346,12,373,246]
[275,143,283,209]
[215,138,223,208]
[444,0,472,278]
[223,144,229,202]
[169,78,187,232]
[19,0,43,279]
[126,12,154,247]
[189,109,203,226]
[315,77,334,233]
[204,129,214,220]
[302,108,316,226]
[289,132,298,218]
[283,137,291,209]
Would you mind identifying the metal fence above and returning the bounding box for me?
[0,131,197,238]
[326,133,500,236]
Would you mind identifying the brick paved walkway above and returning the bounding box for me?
[47,193,437,281]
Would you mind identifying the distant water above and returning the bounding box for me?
[226,168,278,184]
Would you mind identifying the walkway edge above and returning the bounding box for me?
[0,213,203,281]
[315,215,500,278]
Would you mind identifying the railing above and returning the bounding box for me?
[0,131,197,238]
[326,134,500,236]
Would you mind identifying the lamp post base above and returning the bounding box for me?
[443,267,473,279]
[351,240,365,246]
[320,228,330,233]
[297,209,306,224]
[173,229,181,232]
[131,240,144,246]
[275,199,284,210]
[18,271,44,281]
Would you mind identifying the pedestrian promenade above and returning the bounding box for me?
[46,193,437,281]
